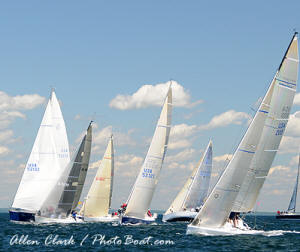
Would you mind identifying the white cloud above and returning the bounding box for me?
[0,146,10,156]
[293,93,300,106]
[109,80,203,110]
[115,154,143,177]
[284,111,300,137]
[278,136,300,154]
[0,91,45,111]
[0,129,14,142]
[199,110,251,130]
[213,154,233,162]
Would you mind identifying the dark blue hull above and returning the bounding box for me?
[121,216,155,225]
[9,210,35,222]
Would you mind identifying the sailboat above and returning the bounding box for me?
[187,32,298,235]
[163,140,212,222]
[276,153,300,219]
[35,122,92,223]
[78,135,118,222]
[120,85,172,225]
[9,90,70,222]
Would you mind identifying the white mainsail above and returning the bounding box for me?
[164,141,212,215]
[190,33,298,229]
[79,135,114,217]
[124,86,172,219]
[287,154,300,212]
[232,33,299,213]
[12,90,69,212]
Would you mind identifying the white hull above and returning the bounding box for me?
[82,215,119,222]
[162,211,197,222]
[35,216,83,224]
[186,220,262,236]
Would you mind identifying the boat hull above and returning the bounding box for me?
[120,215,156,225]
[34,216,83,223]
[9,209,35,222]
[82,215,119,222]
[162,211,197,222]
[276,214,300,220]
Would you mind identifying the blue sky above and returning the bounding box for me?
[1,1,300,212]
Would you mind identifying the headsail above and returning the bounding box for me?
[183,141,212,209]
[288,154,300,212]
[191,33,298,228]
[39,122,92,218]
[79,135,114,217]
[232,32,299,213]
[164,141,212,215]
[124,85,172,219]
[12,91,68,212]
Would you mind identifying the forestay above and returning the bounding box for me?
[79,135,114,217]
[125,86,172,219]
[191,33,298,228]
[12,91,68,212]
[232,33,299,213]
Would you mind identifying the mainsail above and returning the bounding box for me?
[164,141,212,215]
[287,154,300,212]
[232,32,299,213]
[40,122,92,218]
[124,86,172,219]
[191,33,298,228]
[79,135,114,217]
[12,90,69,212]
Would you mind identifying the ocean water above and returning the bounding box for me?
[1,210,300,251]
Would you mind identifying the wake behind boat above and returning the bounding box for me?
[187,32,299,236]
[163,140,212,222]
[120,84,172,225]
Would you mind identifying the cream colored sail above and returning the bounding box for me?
[191,33,298,229]
[125,86,172,219]
[232,33,299,213]
[79,136,114,217]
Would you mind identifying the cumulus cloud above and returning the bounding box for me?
[0,91,45,111]
[284,111,300,137]
[269,165,290,175]
[213,154,233,162]
[293,93,300,106]
[0,146,10,156]
[109,80,203,110]
[0,130,14,142]
[199,110,251,130]
[278,136,300,154]
[115,154,143,177]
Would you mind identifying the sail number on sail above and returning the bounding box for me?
[275,122,286,136]
[27,163,39,171]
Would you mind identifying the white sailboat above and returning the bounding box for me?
[276,152,300,219]
[9,90,70,222]
[35,122,92,223]
[120,85,172,224]
[79,135,118,222]
[163,140,212,222]
[187,32,299,235]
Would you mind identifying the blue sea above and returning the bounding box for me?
[1,209,300,251]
